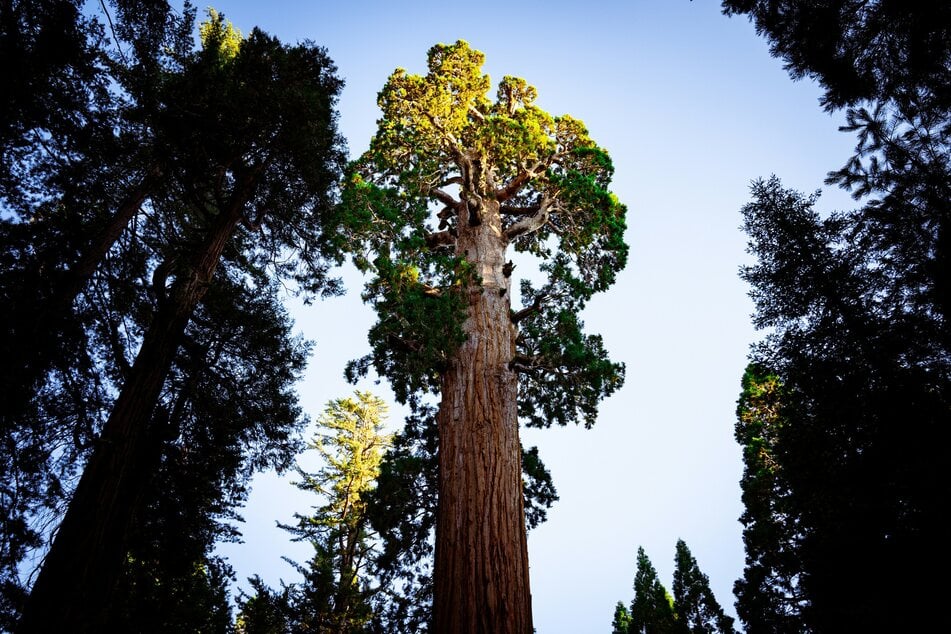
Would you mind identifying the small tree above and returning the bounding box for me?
[613,601,633,634]
[238,392,390,633]
[629,547,678,634]
[672,540,736,634]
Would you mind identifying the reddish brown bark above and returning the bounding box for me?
[433,199,533,633]
[17,181,250,633]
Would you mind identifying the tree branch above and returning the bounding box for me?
[430,188,459,208]
[511,292,547,324]
[496,160,546,201]
[503,195,551,240]
[500,204,540,216]
[468,104,486,122]
[425,229,457,249]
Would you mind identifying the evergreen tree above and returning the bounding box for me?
[15,11,346,631]
[724,3,951,630]
[672,540,736,634]
[738,176,951,631]
[238,392,391,634]
[334,40,626,633]
[629,547,678,634]
[721,0,951,111]
[612,601,633,634]
[733,365,805,633]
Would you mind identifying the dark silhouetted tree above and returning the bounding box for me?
[720,0,951,111]
[672,539,736,634]
[738,176,951,631]
[15,11,345,631]
[724,3,951,631]
[629,547,678,634]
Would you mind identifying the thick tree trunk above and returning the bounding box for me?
[17,191,246,633]
[433,199,533,633]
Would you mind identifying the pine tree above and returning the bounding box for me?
[238,392,391,634]
[16,12,345,630]
[672,540,736,634]
[612,601,633,634]
[629,547,678,634]
[334,40,626,633]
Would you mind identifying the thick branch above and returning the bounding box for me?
[503,196,551,240]
[500,204,540,216]
[431,187,459,208]
[425,229,457,249]
[511,293,548,324]
[509,353,544,373]
[468,104,486,122]
[496,161,546,201]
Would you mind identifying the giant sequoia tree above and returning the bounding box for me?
[336,41,626,632]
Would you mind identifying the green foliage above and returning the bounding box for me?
[515,256,625,429]
[615,543,734,634]
[239,392,390,634]
[672,540,736,634]
[629,547,678,634]
[336,40,627,422]
[732,364,804,633]
[613,602,633,634]
[199,8,242,61]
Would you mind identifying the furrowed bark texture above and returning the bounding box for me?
[17,193,246,633]
[433,199,533,633]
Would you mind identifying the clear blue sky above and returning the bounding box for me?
[195,1,858,631]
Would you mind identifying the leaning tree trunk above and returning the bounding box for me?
[433,198,533,633]
[17,186,248,633]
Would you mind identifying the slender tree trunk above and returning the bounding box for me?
[17,185,248,633]
[1,168,160,428]
[433,199,533,633]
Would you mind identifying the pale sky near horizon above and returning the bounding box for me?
[192,1,861,631]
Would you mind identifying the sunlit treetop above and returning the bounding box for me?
[344,40,626,290]
[199,8,242,61]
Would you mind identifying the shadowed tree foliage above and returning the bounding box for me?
[724,3,951,631]
[334,40,626,633]
[721,0,951,111]
[733,364,804,633]
[9,9,346,631]
[672,540,736,634]
[738,177,951,632]
[104,275,312,633]
[628,547,678,634]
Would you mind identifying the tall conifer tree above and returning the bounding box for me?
[335,40,626,632]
